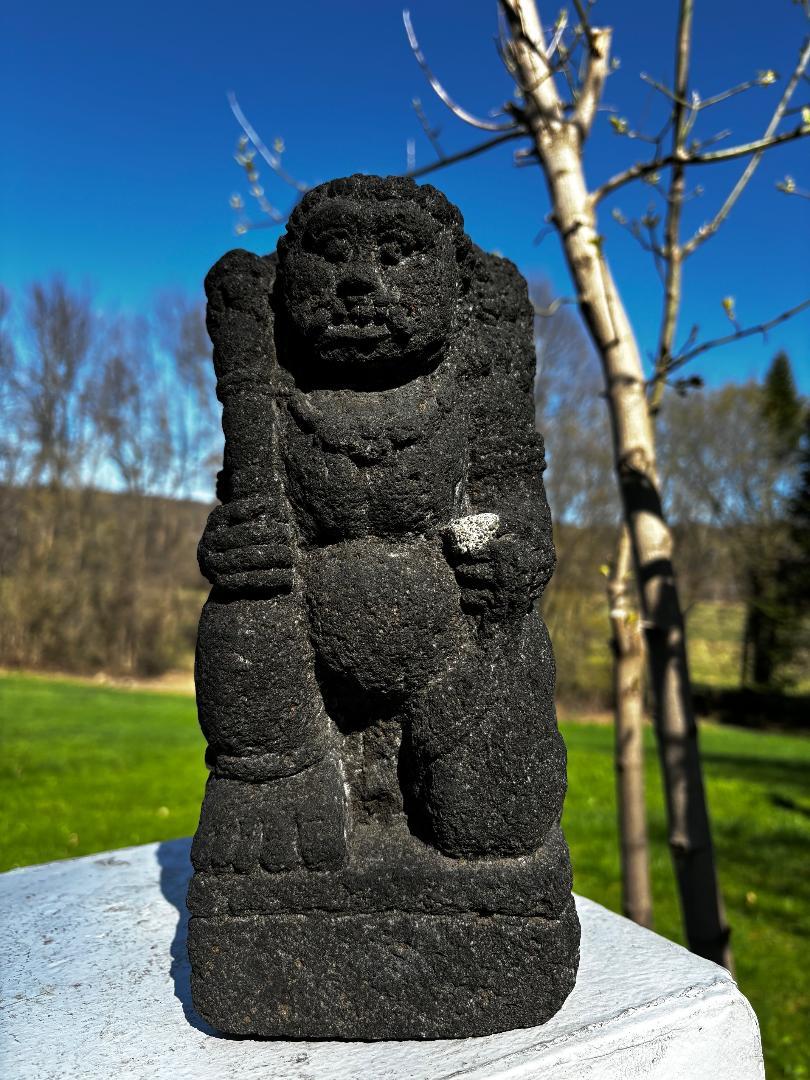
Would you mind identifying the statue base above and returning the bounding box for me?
[187,819,580,1039]
[0,839,765,1079]
[189,904,578,1039]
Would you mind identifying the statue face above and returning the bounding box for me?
[278,197,461,379]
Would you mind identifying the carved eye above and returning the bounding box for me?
[303,227,353,263]
[379,232,424,266]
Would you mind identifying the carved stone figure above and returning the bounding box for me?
[187,175,580,1039]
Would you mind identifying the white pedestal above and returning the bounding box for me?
[0,839,764,1079]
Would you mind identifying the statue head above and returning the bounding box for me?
[276,175,474,385]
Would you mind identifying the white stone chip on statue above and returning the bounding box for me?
[0,839,764,1080]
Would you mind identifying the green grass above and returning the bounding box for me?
[564,720,810,1079]
[1,672,808,1077]
[0,673,208,867]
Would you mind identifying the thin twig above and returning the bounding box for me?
[228,92,309,193]
[405,130,524,179]
[650,0,693,415]
[640,72,690,108]
[683,36,810,255]
[778,179,810,199]
[533,297,576,316]
[592,122,810,204]
[695,128,732,150]
[571,0,595,45]
[699,77,772,110]
[668,298,810,372]
[412,97,445,160]
[546,18,567,60]
[403,10,518,132]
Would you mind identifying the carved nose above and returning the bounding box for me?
[336,271,378,305]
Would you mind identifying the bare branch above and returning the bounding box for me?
[571,0,595,46]
[412,97,445,160]
[694,128,732,150]
[699,76,774,110]
[233,218,281,235]
[405,130,524,179]
[498,0,563,126]
[640,72,690,108]
[228,92,309,193]
[533,222,555,245]
[682,36,810,255]
[649,0,693,415]
[403,10,518,132]
[777,174,810,199]
[643,71,783,112]
[575,27,612,139]
[533,297,576,317]
[611,210,666,282]
[592,121,810,204]
[545,14,568,60]
[514,145,540,167]
[668,298,810,373]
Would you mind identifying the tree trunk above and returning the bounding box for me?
[543,133,730,965]
[497,2,731,962]
[544,135,730,966]
[607,527,653,928]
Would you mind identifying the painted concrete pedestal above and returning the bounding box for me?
[0,839,764,1079]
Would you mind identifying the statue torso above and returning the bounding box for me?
[277,364,468,544]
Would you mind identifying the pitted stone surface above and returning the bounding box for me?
[447,513,501,556]
[190,174,577,1038]
[0,842,765,1079]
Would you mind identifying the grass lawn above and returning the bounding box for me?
[1,672,808,1077]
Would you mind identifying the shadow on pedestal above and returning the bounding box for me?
[155,838,223,1038]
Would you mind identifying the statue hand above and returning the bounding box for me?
[198,494,294,595]
[445,513,535,619]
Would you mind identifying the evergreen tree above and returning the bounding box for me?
[782,410,810,619]
[741,354,804,689]
[762,352,803,463]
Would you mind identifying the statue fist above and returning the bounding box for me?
[198,494,295,595]
[445,513,536,619]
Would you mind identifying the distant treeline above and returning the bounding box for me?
[0,485,207,675]
[0,279,807,710]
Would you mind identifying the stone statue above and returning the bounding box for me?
[187,175,580,1039]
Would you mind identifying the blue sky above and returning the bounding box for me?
[2,0,808,389]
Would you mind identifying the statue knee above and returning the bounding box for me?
[417,729,566,857]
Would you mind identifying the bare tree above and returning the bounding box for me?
[0,282,212,678]
[532,282,614,533]
[153,291,220,497]
[90,315,173,496]
[402,0,810,967]
[0,287,23,487]
[226,0,810,965]
[18,280,94,489]
[659,377,806,689]
[606,526,652,928]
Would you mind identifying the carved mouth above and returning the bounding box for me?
[322,309,391,342]
[324,323,389,341]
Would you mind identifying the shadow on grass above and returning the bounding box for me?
[701,751,810,793]
[713,821,810,937]
[694,686,810,731]
[155,837,223,1038]
[769,792,810,818]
